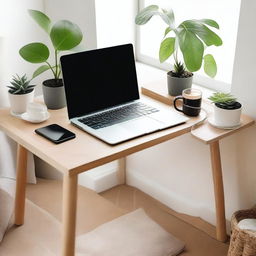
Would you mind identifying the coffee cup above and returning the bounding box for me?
[26,102,48,121]
[173,88,202,116]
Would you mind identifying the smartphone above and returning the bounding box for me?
[35,124,76,144]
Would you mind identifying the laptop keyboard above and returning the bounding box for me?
[78,102,159,129]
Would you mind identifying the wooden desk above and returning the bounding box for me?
[0,92,254,255]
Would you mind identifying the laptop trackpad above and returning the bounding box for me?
[121,117,162,134]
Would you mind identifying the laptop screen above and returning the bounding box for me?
[60,44,140,119]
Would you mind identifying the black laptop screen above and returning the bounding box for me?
[60,44,140,119]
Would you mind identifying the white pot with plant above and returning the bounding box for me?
[7,74,35,116]
[208,92,242,128]
[135,5,223,96]
[19,10,84,110]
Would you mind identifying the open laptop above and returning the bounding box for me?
[60,44,188,145]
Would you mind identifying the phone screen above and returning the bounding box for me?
[35,124,76,144]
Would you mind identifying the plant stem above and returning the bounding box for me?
[55,50,58,80]
[45,61,56,78]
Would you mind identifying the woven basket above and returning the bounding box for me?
[228,208,256,256]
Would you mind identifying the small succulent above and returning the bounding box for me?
[209,92,241,109]
[172,62,192,78]
[8,74,35,94]
[208,92,236,104]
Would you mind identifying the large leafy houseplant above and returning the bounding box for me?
[135,5,223,96]
[19,9,83,109]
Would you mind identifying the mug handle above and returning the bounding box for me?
[173,96,184,113]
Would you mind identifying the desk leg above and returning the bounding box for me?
[15,144,28,225]
[61,173,78,256]
[210,141,227,242]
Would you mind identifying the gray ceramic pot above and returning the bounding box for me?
[42,79,66,109]
[167,71,193,96]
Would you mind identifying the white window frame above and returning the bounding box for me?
[135,0,238,93]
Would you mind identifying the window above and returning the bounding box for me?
[136,0,241,91]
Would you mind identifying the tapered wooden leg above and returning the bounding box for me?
[15,144,28,225]
[61,173,78,256]
[210,141,227,242]
[116,158,126,185]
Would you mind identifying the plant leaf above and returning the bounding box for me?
[164,27,172,37]
[32,65,51,79]
[19,43,50,63]
[198,19,220,29]
[50,20,83,51]
[135,5,159,25]
[159,37,175,63]
[162,8,175,28]
[179,20,222,47]
[69,43,86,52]
[28,9,51,34]
[204,54,217,78]
[178,30,204,72]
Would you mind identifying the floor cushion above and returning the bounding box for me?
[0,187,14,242]
[76,208,185,256]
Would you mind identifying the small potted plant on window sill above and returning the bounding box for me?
[208,92,242,128]
[19,9,84,109]
[7,74,35,116]
[135,5,223,96]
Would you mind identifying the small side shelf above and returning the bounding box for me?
[141,81,255,144]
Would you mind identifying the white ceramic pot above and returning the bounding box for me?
[8,90,34,115]
[213,104,242,127]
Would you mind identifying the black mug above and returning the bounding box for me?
[173,88,202,117]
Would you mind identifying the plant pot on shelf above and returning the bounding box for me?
[213,101,242,127]
[8,89,34,116]
[42,79,66,110]
[167,71,193,96]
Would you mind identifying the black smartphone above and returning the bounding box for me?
[35,124,76,144]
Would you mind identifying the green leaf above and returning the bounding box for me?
[179,20,222,47]
[159,37,175,63]
[198,19,220,29]
[50,20,83,51]
[178,30,204,72]
[19,43,50,63]
[28,9,51,34]
[204,54,217,78]
[32,65,51,79]
[69,43,86,52]
[162,8,175,28]
[164,27,172,37]
[135,5,159,25]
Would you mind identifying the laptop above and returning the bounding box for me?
[60,44,188,145]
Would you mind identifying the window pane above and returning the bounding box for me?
[138,0,241,86]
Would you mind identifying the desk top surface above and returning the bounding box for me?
[0,95,205,175]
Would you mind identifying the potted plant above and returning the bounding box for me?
[208,92,242,128]
[135,5,223,96]
[19,9,84,109]
[7,74,35,116]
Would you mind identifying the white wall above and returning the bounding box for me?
[127,0,256,227]
[0,0,47,95]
